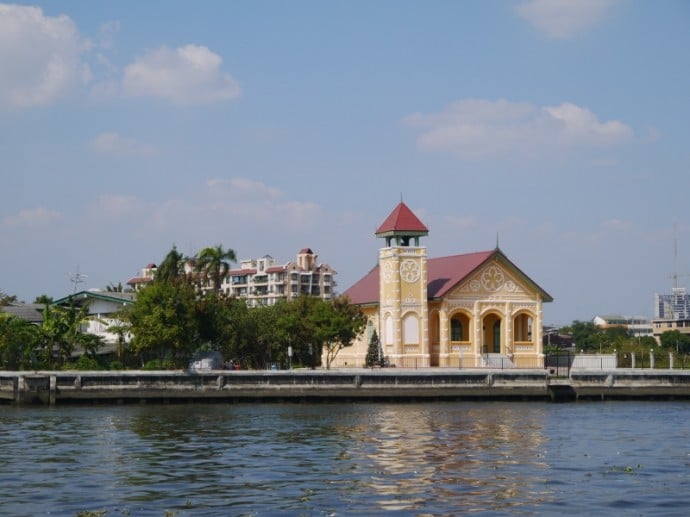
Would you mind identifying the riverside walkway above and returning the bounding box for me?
[3,368,690,405]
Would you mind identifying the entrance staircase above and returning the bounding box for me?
[480,354,514,369]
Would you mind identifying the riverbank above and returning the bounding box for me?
[3,368,690,405]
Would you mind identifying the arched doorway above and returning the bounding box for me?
[482,313,502,354]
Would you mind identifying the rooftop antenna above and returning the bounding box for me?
[669,222,689,291]
[69,265,88,294]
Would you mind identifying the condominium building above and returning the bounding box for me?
[222,248,336,307]
[127,248,336,306]
[126,263,157,291]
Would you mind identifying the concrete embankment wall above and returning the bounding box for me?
[570,369,690,400]
[0,369,551,405]
[3,369,690,405]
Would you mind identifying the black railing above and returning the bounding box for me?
[544,351,572,377]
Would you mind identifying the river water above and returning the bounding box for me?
[1,401,689,516]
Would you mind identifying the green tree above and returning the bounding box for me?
[316,295,367,369]
[195,244,237,294]
[659,330,690,354]
[121,280,198,367]
[33,294,53,305]
[224,301,282,369]
[269,295,366,369]
[0,315,40,369]
[194,293,241,353]
[38,301,104,368]
[274,296,319,367]
[365,330,381,367]
[568,320,600,351]
[156,245,187,284]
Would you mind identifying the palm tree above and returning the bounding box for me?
[156,246,187,284]
[196,245,237,294]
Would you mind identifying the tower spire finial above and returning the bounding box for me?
[496,232,500,250]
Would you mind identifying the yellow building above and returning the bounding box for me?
[332,202,553,369]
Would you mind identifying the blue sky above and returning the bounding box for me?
[1,0,689,325]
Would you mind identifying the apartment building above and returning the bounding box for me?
[222,248,336,307]
[128,248,337,306]
[126,263,157,291]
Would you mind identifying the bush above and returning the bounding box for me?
[64,355,104,371]
[143,358,176,370]
[108,360,126,371]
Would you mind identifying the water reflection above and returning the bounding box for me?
[1,402,690,515]
[333,403,552,513]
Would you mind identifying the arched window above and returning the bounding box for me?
[450,313,469,342]
[451,318,463,341]
[513,314,533,342]
[384,315,393,345]
[403,313,419,344]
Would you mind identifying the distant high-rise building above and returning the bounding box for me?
[653,287,690,341]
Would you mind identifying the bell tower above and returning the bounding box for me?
[376,202,429,367]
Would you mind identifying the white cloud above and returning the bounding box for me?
[131,178,321,244]
[97,20,120,49]
[403,98,633,160]
[600,218,633,232]
[0,3,90,108]
[122,45,241,105]
[2,207,62,228]
[206,178,283,199]
[91,194,144,220]
[89,132,155,157]
[515,0,619,39]
[444,215,476,230]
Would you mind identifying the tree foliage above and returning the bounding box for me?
[39,301,104,368]
[659,330,690,354]
[567,320,600,351]
[365,330,381,367]
[0,315,39,369]
[156,246,187,284]
[0,246,363,371]
[318,295,367,369]
[195,245,237,293]
[33,294,53,305]
[121,280,198,367]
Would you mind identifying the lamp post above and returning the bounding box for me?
[288,345,293,370]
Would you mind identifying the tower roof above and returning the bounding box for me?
[375,202,428,237]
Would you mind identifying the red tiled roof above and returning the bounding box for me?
[375,202,428,235]
[426,251,494,298]
[343,266,380,305]
[266,265,286,273]
[299,248,314,254]
[126,276,152,285]
[228,268,258,276]
[343,249,552,305]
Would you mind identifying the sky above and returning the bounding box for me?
[1,0,689,326]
